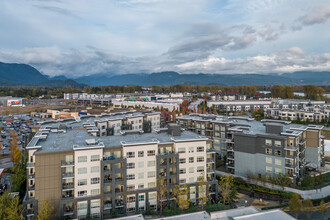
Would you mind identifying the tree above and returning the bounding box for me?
[301,174,315,187]
[319,200,327,219]
[289,194,302,219]
[275,173,291,190]
[197,173,208,209]
[0,193,24,220]
[37,200,54,220]
[218,174,234,205]
[14,148,21,163]
[173,184,190,211]
[156,176,168,215]
[303,199,313,220]
[10,131,19,162]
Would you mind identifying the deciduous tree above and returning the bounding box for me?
[157,176,168,215]
[218,174,234,205]
[173,184,190,211]
[289,194,303,219]
[197,173,208,209]
[37,200,54,220]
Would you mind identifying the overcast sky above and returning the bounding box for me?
[0,0,329,77]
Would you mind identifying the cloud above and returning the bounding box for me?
[33,5,80,18]
[299,4,330,25]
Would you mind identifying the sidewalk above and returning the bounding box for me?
[216,170,330,200]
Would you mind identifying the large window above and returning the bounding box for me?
[78,179,87,186]
[127,163,135,169]
[179,168,186,174]
[148,171,155,178]
[91,155,100,162]
[178,148,185,153]
[197,147,204,152]
[127,174,135,180]
[189,147,194,153]
[266,157,272,164]
[91,189,100,195]
[147,150,155,156]
[265,139,272,146]
[179,158,186,164]
[265,148,272,155]
[197,156,204,162]
[148,182,155,188]
[138,194,145,201]
[138,151,144,157]
[147,161,155,167]
[78,167,87,174]
[138,173,144,179]
[275,159,282,166]
[77,201,87,210]
[274,141,281,147]
[78,156,87,163]
[91,166,100,173]
[189,167,194,173]
[138,161,144,168]
[197,166,204,172]
[91,177,100,184]
[189,157,194,163]
[266,166,273,173]
[91,200,100,208]
[78,190,87,197]
[127,152,135,158]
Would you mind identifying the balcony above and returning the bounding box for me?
[115,199,124,207]
[207,158,215,163]
[27,162,35,168]
[227,163,235,168]
[28,184,35,190]
[285,163,295,168]
[62,193,74,199]
[62,172,74,178]
[62,183,74,190]
[26,209,34,215]
[207,167,214,173]
[299,139,306,145]
[104,202,112,209]
[61,160,75,167]
[63,206,74,215]
[103,156,122,161]
[104,177,112,183]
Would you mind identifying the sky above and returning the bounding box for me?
[0,0,329,77]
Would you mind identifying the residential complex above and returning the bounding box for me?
[207,100,272,112]
[23,112,217,219]
[176,114,325,185]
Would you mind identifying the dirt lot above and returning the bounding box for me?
[0,105,67,116]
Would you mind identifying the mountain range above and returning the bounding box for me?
[0,62,329,86]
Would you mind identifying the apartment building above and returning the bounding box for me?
[23,114,217,219]
[207,100,272,112]
[176,114,325,185]
[264,107,330,122]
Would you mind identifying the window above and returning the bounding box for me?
[189,167,194,173]
[78,179,87,186]
[178,148,185,153]
[91,155,100,161]
[78,156,87,163]
[65,155,73,163]
[275,150,281,156]
[179,158,186,164]
[138,151,144,157]
[138,184,144,189]
[197,147,204,152]
[180,179,186,184]
[148,182,155,188]
[78,167,87,174]
[147,161,155,167]
[91,166,99,173]
[91,189,100,195]
[78,190,87,197]
[138,173,144,179]
[274,141,281,147]
[266,157,272,164]
[275,159,282,166]
[189,177,194,183]
[127,163,135,169]
[138,161,144,168]
[91,177,100,184]
[91,200,100,208]
[149,192,156,200]
[127,152,135,158]
[197,166,204,172]
[148,171,155,178]
[127,196,136,203]
[197,156,204,162]
[77,201,87,210]
[189,157,194,163]
[265,148,272,155]
[147,150,155,156]
[127,174,135,180]
[265,139,272,146]
[127,185,135,191]
[179,168,186,174]
[275,168,282,174]
[138,195,145,201]
[189,147,194,153]
[266,166,272,173]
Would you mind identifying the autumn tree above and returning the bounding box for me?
[197,173,208,209]
[0,193,24,220]
[37,200,54,220]
[14,147,21,163]
[275,173,291,190]
[173,184,190,211]
[289,194,303,219]
[218,174,234,205]
[303,199,314,220]
[157,176,168,215]
[10,131,19,163]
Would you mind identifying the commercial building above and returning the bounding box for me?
[23,112,217,219]
[176,114,325,185]
[0,96,26,106]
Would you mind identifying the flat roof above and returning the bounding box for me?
[233,209,295,220]
[154,211,210,220]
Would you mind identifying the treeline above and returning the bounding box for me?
[152,85,258,95]
[271,85,326,100]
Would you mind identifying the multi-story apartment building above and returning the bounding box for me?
[264,106,330,122]
[23,113,217,219]
[176,114,325,185]
[207,100,272,112]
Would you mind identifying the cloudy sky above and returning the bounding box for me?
[0,0,329,77]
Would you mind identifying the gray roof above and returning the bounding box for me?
[233,209,295,220]
[154,211,210,220]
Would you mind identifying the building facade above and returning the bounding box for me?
[24,114,217,220]
[176,114,325,185]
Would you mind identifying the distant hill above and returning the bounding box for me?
[73,71,330,86]
[0,62,85,87]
